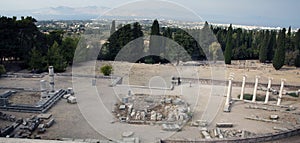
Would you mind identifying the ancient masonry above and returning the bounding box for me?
[0,66,68,113]
[223,73,293,113]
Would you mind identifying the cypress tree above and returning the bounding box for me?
[224,24,233,64]
[267,31,276,61]
[273,28,286,70]
[110,20,116,35]
[259,30,269,63]
[148,19,161,63]
[150,19,160,35]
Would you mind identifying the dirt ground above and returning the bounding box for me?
[9,92,41,105]
[95,60,300,87]
[0,60,300,142]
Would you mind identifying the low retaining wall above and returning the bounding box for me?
[161,126,300,143]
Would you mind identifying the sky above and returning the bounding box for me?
[1,0,300,28]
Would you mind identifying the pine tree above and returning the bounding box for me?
[29,47,45,72]
[47,41,67,72]
[273,28,286,70]
[224,24,233,64]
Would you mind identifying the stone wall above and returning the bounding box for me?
[161,126,300,143]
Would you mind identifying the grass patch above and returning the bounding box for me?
[237,94,269,101]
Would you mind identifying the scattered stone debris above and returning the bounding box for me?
[245,115,282,124]
[67,96,77,104]
[200,128,255,139]
[113,94,191,128]
[201,130,211,139]
[273,126,289,131]
[191,120,207,127]
[270,115,279,120]
[246,105,278,111]
[0,111,16,122]
[0,112,56,139]
[122,137,140,143]
[162,124,181,131]
[37,114,52,119]
[216,123,233,128]
[122,131,134,137]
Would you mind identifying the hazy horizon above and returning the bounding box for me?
[1,0,300,28]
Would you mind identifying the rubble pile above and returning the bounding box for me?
[0,113,55,139]
[113,94,191,127]
[200,128,256,139]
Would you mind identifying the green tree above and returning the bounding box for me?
[259,30,269,63]
[60,37,79,65]
[110,20,116,35]
[273,28,286,70]
[130,22,144,62]
[148,19,162,63]
[267,31,276,61]
[100,24,132,61]
[224,24,233,64]
[29,47,46,72]
[47,41,67,72]
[100,64,113,76]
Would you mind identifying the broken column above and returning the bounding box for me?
[48,66,55,92]
[252,76,260,102]
[240,75,247,100]
[40,80,47,98]
[224,74,234,112]
[264,77,272,104]
[277,79,285,106]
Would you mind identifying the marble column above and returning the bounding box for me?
[277,79,285,106]
[240,75,247,100]
[224,74,234,112]
[252,76,260,102]
[40,80,47,98]
[49,66,55,92]
[264,77,272,104]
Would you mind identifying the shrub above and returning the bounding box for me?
[287,93,299,97]
[0,65,6,76]
[100,64,113,76]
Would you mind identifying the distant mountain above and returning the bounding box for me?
[0,6,110,20]
[0,2,205,22]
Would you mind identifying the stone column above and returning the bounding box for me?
[264,77,272,104]
[224,74,234,112]
[40,80,47,98]
[240,75,247,100]
[277,79,285,106]
[252,76,260,102]
[49,66,55,92]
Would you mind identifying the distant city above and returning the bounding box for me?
[36,18,295,36]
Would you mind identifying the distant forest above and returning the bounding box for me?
[99,20,300,69]
[0,16,299,75]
